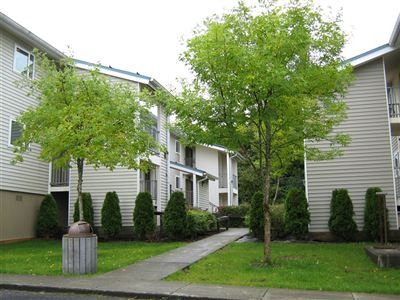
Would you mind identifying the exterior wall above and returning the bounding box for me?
[0,29,49,196]
[0,191,43,242]
[157,104,169,211]
[195,145,219,207]
[69,165,138,227]
[198,180,209,210]
[306,58,398,232]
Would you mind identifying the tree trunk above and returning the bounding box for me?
[77,158,84,221]
[263,165,272,264]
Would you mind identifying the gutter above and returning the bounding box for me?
[0,12,64,60]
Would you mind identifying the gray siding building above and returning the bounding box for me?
[305,15,400,238]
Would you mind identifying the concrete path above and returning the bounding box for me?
[1,228,399,299]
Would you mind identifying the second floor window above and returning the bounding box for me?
[9,120,23,146]
[14,46,35,79]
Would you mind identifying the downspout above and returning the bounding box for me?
[230,152,239,205]
[226,152,231,206]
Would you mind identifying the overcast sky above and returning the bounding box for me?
[1,0,399,90]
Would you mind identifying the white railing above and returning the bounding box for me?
[51,166,69,186]
[388,87,400,118]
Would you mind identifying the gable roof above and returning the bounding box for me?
[0,11,64,60]
[348,13,400,68]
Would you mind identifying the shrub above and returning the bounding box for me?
[217,203,250,227]
[270,203,285,239]
[164,191,187,239]
[73,192,94,225]
[364,187,386,241]
[133,192,155,239]
[248,191,264,239]
[187,209,217,239]
[36,194,58,238]
[284,188,310,239]
[328,189,357,241]
[101,191,122,239]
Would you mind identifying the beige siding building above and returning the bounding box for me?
[305,15,400,238]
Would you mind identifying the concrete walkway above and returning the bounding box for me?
[1,228,399,299]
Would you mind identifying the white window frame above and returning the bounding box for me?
[8,119,24,147]
[13,45,35,79]
[175,176,181,189]
[175,140,180,154]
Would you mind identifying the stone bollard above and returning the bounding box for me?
[62,221,97,274]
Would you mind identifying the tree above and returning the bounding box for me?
[328,188,357,241]
[168,0,352,262]
[13,52,160,222]
[101,191,122,238]
[36,194,58,238]
[133,192,156,239]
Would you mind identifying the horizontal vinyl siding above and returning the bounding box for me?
[69,165,138,227]
[198,180,209,210]
[306,58,398,232]
[0,30,49,195]
[158,105,169,211]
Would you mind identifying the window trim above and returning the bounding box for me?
[8,119,24,147]
[13,45,35,79]
[175,176,181,189]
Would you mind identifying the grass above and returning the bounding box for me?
[0,239,184,276]
[166,242,400,295]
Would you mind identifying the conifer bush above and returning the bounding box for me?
[270,203,286,239]
[73,192,94,225]
[363,187,382,241]
[328,188,357,241]
[164,191,187,239]
[101,191,122,239]
[133,192,155,239]
[248,191,264,239]
[36,194,58,238]
[284,188,310,239]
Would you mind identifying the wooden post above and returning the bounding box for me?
[62,234,97,274]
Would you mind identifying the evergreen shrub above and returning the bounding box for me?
[248,191,264,239]
[284,188,310,239]
[164,191,187,239]
[363,187,383,241]
[36,194,58,238]
[328,188,357,241]
[133,192,155,239]
[101,191,122,239]
[73,192,94,225]
[270,203,286,239]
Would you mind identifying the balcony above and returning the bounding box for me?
[388,87,400,135]
[140,180,158,201]
[50,166,69,187]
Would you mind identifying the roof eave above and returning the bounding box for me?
[0,12,64,60]
[389,14,400,46]
[348,44,396,68]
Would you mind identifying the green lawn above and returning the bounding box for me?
[166,242,400,294]
[0,239,184,276]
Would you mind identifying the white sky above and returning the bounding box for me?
[1,0,399,91]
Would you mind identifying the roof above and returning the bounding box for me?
[74,59,167,91]
[0,12,64,60]
[169,161,217,180]
[348,13,400,68]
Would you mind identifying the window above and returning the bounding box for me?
[14,46,35,79]
[175,176,181,189]
[175,140,180,154]
[9,120,23,146]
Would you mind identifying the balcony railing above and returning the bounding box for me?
[219,172,228,188]
[232,175,238,189]
[140,180,157,201]
[50,166,69,186]
[388,87,400,118]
